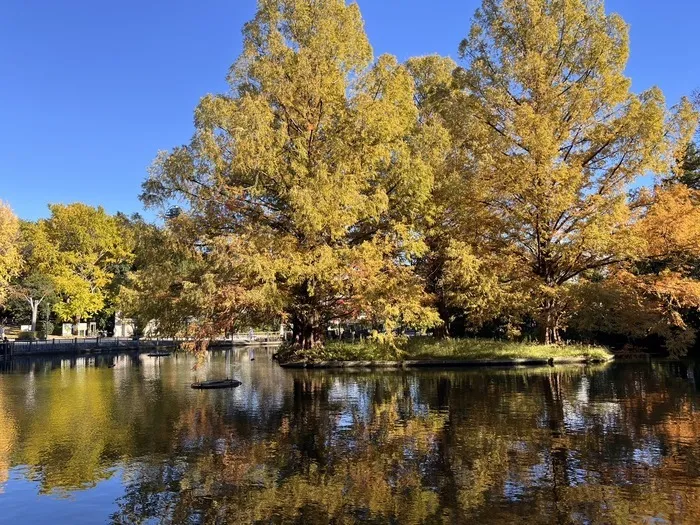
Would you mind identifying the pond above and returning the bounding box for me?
[0,350,699,524]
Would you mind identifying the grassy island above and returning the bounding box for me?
[278,338,613,369]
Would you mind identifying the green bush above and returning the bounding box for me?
[18,331,38,341]
[38,321,53,340]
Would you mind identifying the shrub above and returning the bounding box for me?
[18,331,38,341]
[38,322,53,340]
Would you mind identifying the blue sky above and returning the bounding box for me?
[1,0,698,220]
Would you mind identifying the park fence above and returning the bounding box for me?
[0,332,282,360]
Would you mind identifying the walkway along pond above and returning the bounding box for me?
[0,348,698,523]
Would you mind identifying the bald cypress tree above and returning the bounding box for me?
[444,0,695,343]
[142,0,444,348]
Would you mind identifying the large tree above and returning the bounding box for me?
[406,55,462,337]
[444,0,696,343]
[10,272,54,334]
[0,201,22,306]
[7,220,61,334]
[142,0,444,348]
[27,204,133,333]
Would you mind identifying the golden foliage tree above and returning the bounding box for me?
[25,204,133,332]
[141,0,445,347]
[0,201,22,306]
[442,0,696,343]
[571,184,700,354]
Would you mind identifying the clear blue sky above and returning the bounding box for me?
[1,0,698,220]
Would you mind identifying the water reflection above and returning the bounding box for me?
[0,380,17,493]
[0,351,699,523]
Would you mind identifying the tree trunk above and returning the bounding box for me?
[433,302,451,339]
[540,299,562,345]
[433,322,450,339]
[425,245,451,339]
[291,311,323,349]
[296,323,315,350]
[72,315,80,336]
[25,296,44,333]
[542,323,561,345]
[30,302,39,332]
[290,279,325,349]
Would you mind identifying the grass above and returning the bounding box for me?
[280,337,613,364]
[401,337,612,361]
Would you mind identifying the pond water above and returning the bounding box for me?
[0,350,699,524]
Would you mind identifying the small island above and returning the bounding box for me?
[278,338,614,369]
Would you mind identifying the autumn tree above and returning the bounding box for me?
[116,217,217,338]
[0,201,22,306]
[444,0,696,343]
[573,182,700,354]
[407,54,528,338]
[406,55,463,336]
[10,273,54,334]
[141,0,444,348]
[5,221,55,333]
[27,204,133,333]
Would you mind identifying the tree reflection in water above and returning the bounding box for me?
[0,353,699,524]
[0,380,17,493]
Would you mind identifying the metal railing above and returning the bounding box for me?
[1,332,283,357]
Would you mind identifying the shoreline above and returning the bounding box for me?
[278,338,616,370]
[280,355,614,369]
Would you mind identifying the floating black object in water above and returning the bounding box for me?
[191,379,242,390]
[148,352,172,357]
